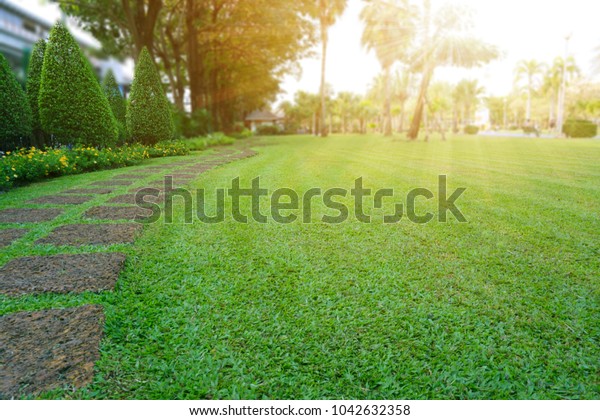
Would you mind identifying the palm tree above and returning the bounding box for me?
[514,59,546,121]
[335,92,361,134]
[317,0,347,137]
[542,56,579,127]
[361,0,415,136]
[453,79,485,125]
[406,1,498,140]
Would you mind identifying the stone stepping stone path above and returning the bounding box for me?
[0,305,105,399]
[36,224,142,246]
[90,180,134,187]
[108,193,163,205]
[27,195,94,205]
[84,206,153,221]
[63,187,114,195]
[0,208,63,224]
[0,146,259,397]
[0,253,126,296]
[112,174,148,180]
[0,228,28,247]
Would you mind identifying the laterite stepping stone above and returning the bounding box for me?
[167,173,196,179]
[90,180,134,187]
[0,305,105,398]
[63,188,113,195]
[108,193,163,205]
[27,195,94,205]
[112,174,148,180]
[0,208,63,223]
[0,252,127,296]
[36,223,142,246]
[84,206,153,221]
[0,228,28,247]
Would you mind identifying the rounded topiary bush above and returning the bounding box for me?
[127,47,174,145]
[102,69,128,143]
[26,39,47,147]
[464,125,479,135]
[563,119,598,138]
[39,22,117,147]
[0,52,32,150]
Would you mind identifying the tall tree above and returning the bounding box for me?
[55,0,163,58]
[406,1,497,140]
[453,79,484,125]
[361,0,415,136]
[102,69,128,141]
[542,56,579,126]
[317,0,347,137]
[514,59,546,121]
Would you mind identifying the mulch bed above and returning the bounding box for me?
[0,252,127,296]
[0,228,29,247]
[36,224,142,246]
[107,193,163,205]
[89,180,134,187]
[0,305,105,398]
[83,206,153,221]
[111,174,148,180]
[62,188,114,195]
[27,195,94,205]
[0,208,63,224]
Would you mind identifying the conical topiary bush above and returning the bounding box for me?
[39,22,117,147]
[0,53,32,150]
[26,39,47,147]
[127,47,174,145]
[102,69,128,143]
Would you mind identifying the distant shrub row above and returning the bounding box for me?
[0,23,174,150]
[183,133,236,151]
[562,120,598,138]
[0,141,188,190]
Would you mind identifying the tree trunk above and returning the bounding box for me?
[186,0,200,113]
[383,65,392,136]
[407,65,434,140]
[319,21,328,137]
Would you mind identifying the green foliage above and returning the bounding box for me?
[563,119,598,138]
[183,133,235,151]
[256,125,281,135]
[127,47,174,145]
[229,128,253,139]
[102,69,127,142]
[39,22,117,147]
[0,141,189,189]
[0,53,32,150]
[172,106,212,139]
[26,39,46,147]
[464,125,479,135]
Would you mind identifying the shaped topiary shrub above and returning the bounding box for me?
[127,47,174,145]
[39,22,117,147]
[0,53,32,150]
[563,119,598,138]
[26,39,47,147]
[102,69,128,143]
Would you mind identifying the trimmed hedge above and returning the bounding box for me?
[39,22,118,147]
[563,120,598,138]
[127,47,174,145]
[0,53,33,150]
[26,39,46,147]
[464,125,479,135]
[0,141,189,190]
[102,69,128,143]
[183,133,235,151]
[256,125,281,135]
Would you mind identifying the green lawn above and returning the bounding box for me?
[1,134,599,399]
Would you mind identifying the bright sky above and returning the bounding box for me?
[278,0,600,103]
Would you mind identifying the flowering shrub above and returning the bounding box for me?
[0,141,189,190]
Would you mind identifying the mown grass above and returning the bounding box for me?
[1,135,599,399]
